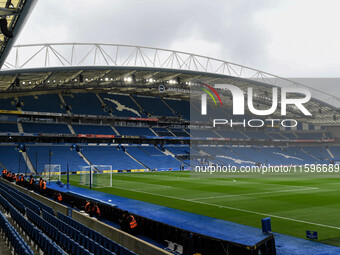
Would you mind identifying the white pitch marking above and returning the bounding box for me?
[108,185,340,230]
[111,179,173,189]
[189,187,319,201]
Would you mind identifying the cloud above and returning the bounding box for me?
[14,0,340,78]
[16,0,273,66]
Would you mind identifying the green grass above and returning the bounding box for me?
[62,171,340,246]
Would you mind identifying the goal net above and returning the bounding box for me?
[79,165,112,188]
[42,164,61,183]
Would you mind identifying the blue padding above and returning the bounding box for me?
[261,217,272,233]
[49,182,340,255]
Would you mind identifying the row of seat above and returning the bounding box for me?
[57,212,136,255]
[0,180,136,255]
[0,211,34,255]
[0,186,25,214]
[27,208,93,255]
[0,181,54,215]
[43,210,116,255]
[8,204,65,255]
[0,184,40,214]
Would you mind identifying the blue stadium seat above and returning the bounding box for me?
[0,98,17,110]
[22,123,71,134]
[72,124,115,135]
[100,93,144,118]
[163,98,190,119]
[20,94,65,113]
[115,126,155,136]
[26,145,85,173]
[152,127,174,137]
[63,93,109,116]
[0,145,23,172]
[127,146,182,170]
[133,95,174,117]
[57,212,136,255]
[81,146,144,170]
[0,122,18,133]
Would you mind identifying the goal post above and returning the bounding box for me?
[43,164,61,183]
[79,165,112,188]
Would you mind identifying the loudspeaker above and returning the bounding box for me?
[0,18,13,38]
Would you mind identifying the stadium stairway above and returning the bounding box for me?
[67,124,76,134]
[156,146,189,167]
[149,128,159,136]
[212,130,223,138]
[21,151,36,174]
[124,150,150,170]
[160,98,176,116]
[240,131,251,139]
[129,95,143,113]
[111,126,120,135]
[0,210,37,255]
[77,150,92,170]
[1,209,41,255]
[0,236,10,255]
[166,129,176,137]
[17,122,24,133]
[97,93,113,117]
[300,147,321,161]
[327,147,335,158]
[58,94,71,114]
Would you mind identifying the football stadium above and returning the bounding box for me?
[0,1,340,255]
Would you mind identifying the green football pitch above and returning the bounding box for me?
[62,171,340,246]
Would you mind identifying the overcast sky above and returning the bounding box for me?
[15,0,340,83]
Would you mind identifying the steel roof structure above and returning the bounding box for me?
[0,43,339,126]
[0,0,37,68]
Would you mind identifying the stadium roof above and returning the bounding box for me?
[0,0,37,68]
[0,43,339,126]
